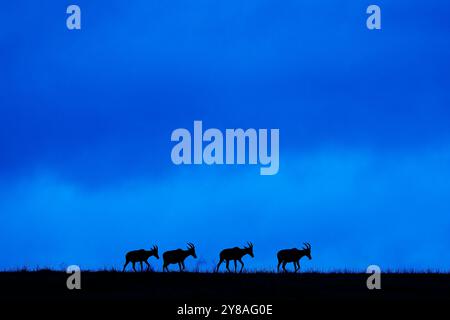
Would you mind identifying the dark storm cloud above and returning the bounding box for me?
[1,0,450,270]
[2,0,450,188]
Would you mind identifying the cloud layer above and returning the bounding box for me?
[1,149,449,271]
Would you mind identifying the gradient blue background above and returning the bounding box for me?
[1,0,449,271]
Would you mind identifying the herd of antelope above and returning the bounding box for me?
[123,242,312,273]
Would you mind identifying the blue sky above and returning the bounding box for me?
[0,0,450,271]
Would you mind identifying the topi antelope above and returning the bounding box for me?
[277,242,312,272]
[162,243,197,272]
[216,242,254,273]
[123,245,159,272]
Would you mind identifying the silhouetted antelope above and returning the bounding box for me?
[123,245,159,272]
[216,242,254,273]
[162,243,197,272]
[277,242,312,272]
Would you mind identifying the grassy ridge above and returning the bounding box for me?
[1,271,449,302]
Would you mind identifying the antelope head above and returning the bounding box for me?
[187,242,197,258]
[302,242,312,260]
[152,245,159,259]
[245,242,254,258]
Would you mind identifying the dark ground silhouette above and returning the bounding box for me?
[1,271,449,306]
